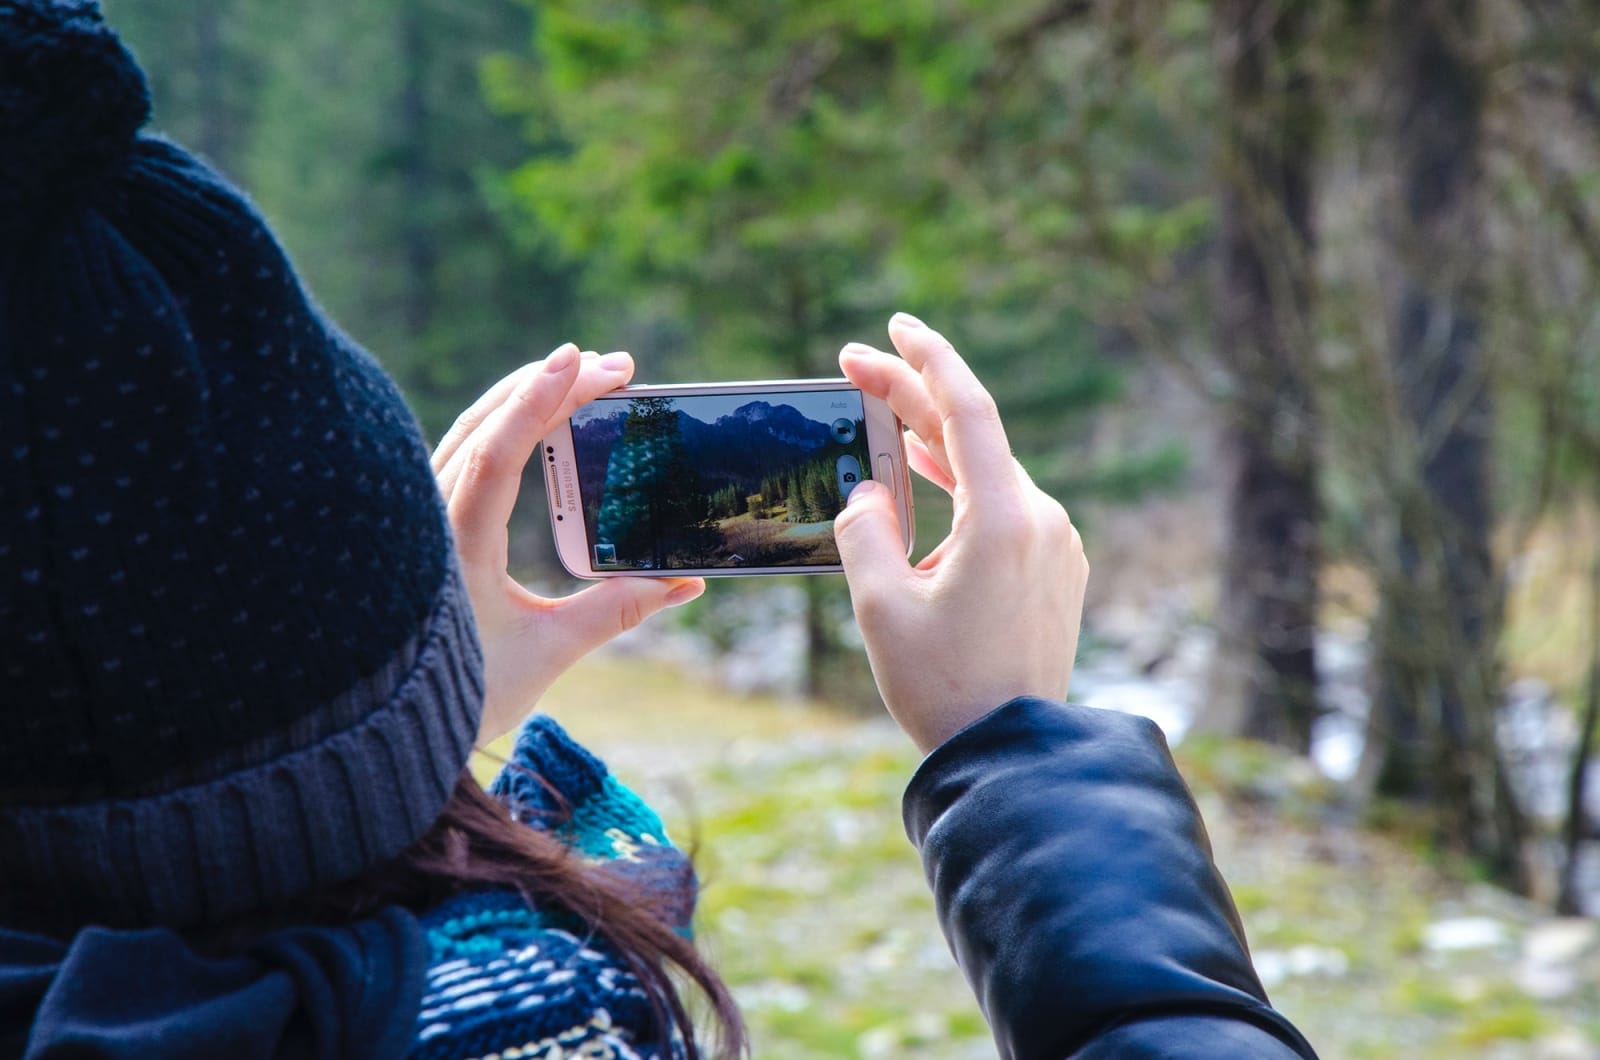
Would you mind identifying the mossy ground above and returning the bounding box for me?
[479,654,1600,1059]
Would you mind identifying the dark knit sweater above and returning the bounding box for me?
[411,716,692,1060]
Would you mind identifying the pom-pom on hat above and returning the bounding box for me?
[0,0,149,237]
[0,0,485,933]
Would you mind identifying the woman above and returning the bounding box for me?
[0,3,1315,1057]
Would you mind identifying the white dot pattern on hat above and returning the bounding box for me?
[2,168,455,799]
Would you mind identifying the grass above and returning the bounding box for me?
[716,510,842,567]
[474,654,861,778]
[1500,507,1600,701]
[479,652,1600,1059]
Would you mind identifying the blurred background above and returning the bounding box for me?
[108,1,1600,1055]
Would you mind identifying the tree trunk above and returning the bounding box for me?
[1556,528,1600,914]
[193,0,230,169]
[776,276,859,704]
[1365,0,1526,888]
[1205,0,1321,753]
[398,3,436,339]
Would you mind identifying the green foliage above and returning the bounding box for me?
[101,0,262,173]
[773,456,845,525]
[708,483,742,520]
[109,0,582,441]
[597,397,705,567]
[1454,1004,1549,1045]
[112,0,1207,692]
[686,739,993,1057]
[496,1,1206,690]
[506,1,1209,473]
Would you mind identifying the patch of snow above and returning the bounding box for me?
[1253,945,1351,988]
[1311,710,1364,782]
[1517,916,1599,996]
[1422,917,1511,953]
[733,980,810,1012]
[1073,666,1195,743]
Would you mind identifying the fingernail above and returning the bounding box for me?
[840,342,881,358]
[891,312,925,329]
[665,580,704,606]
[544,344,578,372]
[599,351,632,372]
[846,479,879,504]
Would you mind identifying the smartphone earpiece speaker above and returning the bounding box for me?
[546,457,567,510]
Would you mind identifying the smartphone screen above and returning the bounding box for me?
[567,388,875,572]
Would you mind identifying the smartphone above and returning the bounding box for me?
[542,379,914,577]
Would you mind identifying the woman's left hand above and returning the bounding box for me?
[432,343,705,744]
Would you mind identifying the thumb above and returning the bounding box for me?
[550,576,705,659]
[834,480,910,605]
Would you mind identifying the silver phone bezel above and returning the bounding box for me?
[542,378,913,578]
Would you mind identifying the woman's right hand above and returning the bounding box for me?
[431,345,705,745]
[833,314,1089,754]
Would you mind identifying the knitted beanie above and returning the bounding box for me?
[0,1,485,933]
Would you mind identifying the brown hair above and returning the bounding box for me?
[201,771,747,1059]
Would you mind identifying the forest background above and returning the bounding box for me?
[106,1,1600,1055]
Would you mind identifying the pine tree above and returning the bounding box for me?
[109,0,585,441]
[785,479,802,523]
[516,1,1189,699]
[596,398,698,568]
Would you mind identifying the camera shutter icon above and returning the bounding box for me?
[835,454,864,501]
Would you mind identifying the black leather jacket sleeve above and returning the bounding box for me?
[903,697,1318,1059]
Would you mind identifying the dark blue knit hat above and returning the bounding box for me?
[0,1,485,932]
